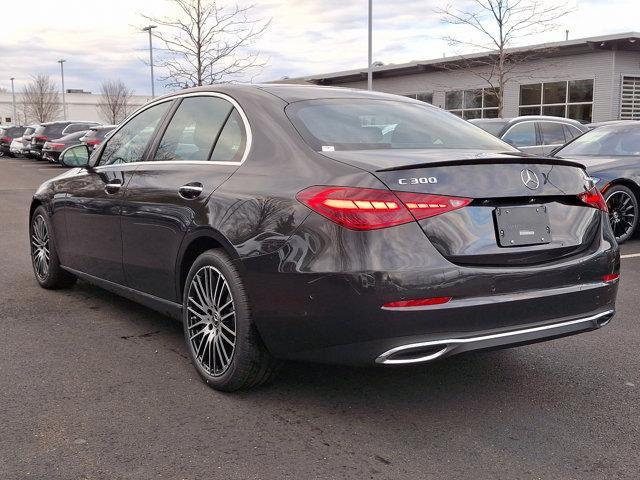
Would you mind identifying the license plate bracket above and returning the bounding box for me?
[494,205,551,247]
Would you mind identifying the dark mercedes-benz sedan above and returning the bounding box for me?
[553,122,640,244]
[29,85,619,391]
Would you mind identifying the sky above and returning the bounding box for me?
[1,0,639,97]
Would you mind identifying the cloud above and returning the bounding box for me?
[1,0,639,94]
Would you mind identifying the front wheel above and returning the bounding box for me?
[30,206,77,289]
[605,185,638,244]
[182,249,279,391]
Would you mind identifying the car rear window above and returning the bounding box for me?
[557,125,640,156]
[37,124,66,137]
[472,120,507,137]
[2,127,25,137]
[286,99,512,152]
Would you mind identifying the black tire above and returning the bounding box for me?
[604,185,638,244]
[182,249,279,391]
[29,206,77,289]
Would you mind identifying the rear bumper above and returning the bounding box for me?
[241,214,619,365]
[375,309,614,365]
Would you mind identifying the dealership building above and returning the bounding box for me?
[0,90,151,126]
[283,32,640,124]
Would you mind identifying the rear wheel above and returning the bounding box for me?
[30,206,77,289]
[604,185,638,244]
[182,249,279,391]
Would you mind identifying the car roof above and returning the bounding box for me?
[40,120,100,126]
[152,83,422,105]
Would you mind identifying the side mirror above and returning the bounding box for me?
[59,144,91,168]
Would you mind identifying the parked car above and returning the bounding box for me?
[28,121,99,160]
[0,126,26,157]
[16,125,40,157]
[79,125,117,151]
[42,131,89,164]
[31,85,619,391]
[470,116,588,155]
[552,122,640,243]
[586,120,636,130]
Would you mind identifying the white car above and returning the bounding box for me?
[10,137,24,156]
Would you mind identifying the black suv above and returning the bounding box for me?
[28,121,99,160]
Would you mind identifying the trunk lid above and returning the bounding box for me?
[322,149,600,267]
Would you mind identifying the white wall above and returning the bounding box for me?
[0,92,152,126]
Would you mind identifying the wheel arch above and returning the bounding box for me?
[602,178,640,200]
[175,228,241,302]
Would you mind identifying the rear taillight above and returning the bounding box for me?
[49,143,65,150]
[394,192,472,220]
[603,273,620,283]
[578,187,608,212]
[35,135,48,142]
[296,186,472,230]
[0,136,11,143]
[85,139,101,146]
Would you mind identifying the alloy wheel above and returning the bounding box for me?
[31,215,50,280]
[606,190,637,241]
[186,266,237,376]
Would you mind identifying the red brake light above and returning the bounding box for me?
[1,136,11,143]
[49,143,65,150]
[578,187,608,212]
[296,186,413,230]
[603,273,620,283]
[395,192,472,220]
[297,186,472,230]
[85,139,101,146]
[35,135,48,142]
[383,296,452,309]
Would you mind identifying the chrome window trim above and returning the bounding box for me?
[94,91,252,170]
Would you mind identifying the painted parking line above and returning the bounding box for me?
[621,253,640,259]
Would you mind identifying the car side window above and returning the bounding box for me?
[502,122,536,147]
[211,109,246,162]
[99,102,170,166]
[154,96,233,162]
[563,124,583,140]
[539,122,566,145]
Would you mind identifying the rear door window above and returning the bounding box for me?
[211,109,246,162]
[154,96,232,161]
[539,122,567,145]
[502,122,537,147]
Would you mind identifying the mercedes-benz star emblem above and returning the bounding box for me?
[521,169,540,190]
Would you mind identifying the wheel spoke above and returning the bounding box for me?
[186,265,236,377]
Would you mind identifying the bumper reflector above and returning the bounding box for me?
[382,296,452,309]
[603,273,620,283]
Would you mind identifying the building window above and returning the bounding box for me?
[519,79,593,123]
[445,88,499,119]
[620,75,640,120]
[403,92,433,104]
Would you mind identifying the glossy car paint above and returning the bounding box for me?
[31,85,619,366]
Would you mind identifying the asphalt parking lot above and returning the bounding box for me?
[1,157,639,480]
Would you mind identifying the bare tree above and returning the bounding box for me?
[20,74,61,123]
[97,79,135,124]
[141,0,270,88]
[437,0,571,116]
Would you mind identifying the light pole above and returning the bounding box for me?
[142,25,157,97]
[58,60,67,120]
[10,78,16,125]
[367,0,373,90]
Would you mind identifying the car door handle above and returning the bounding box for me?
[179,183,204,199]
[105,179,123,194]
